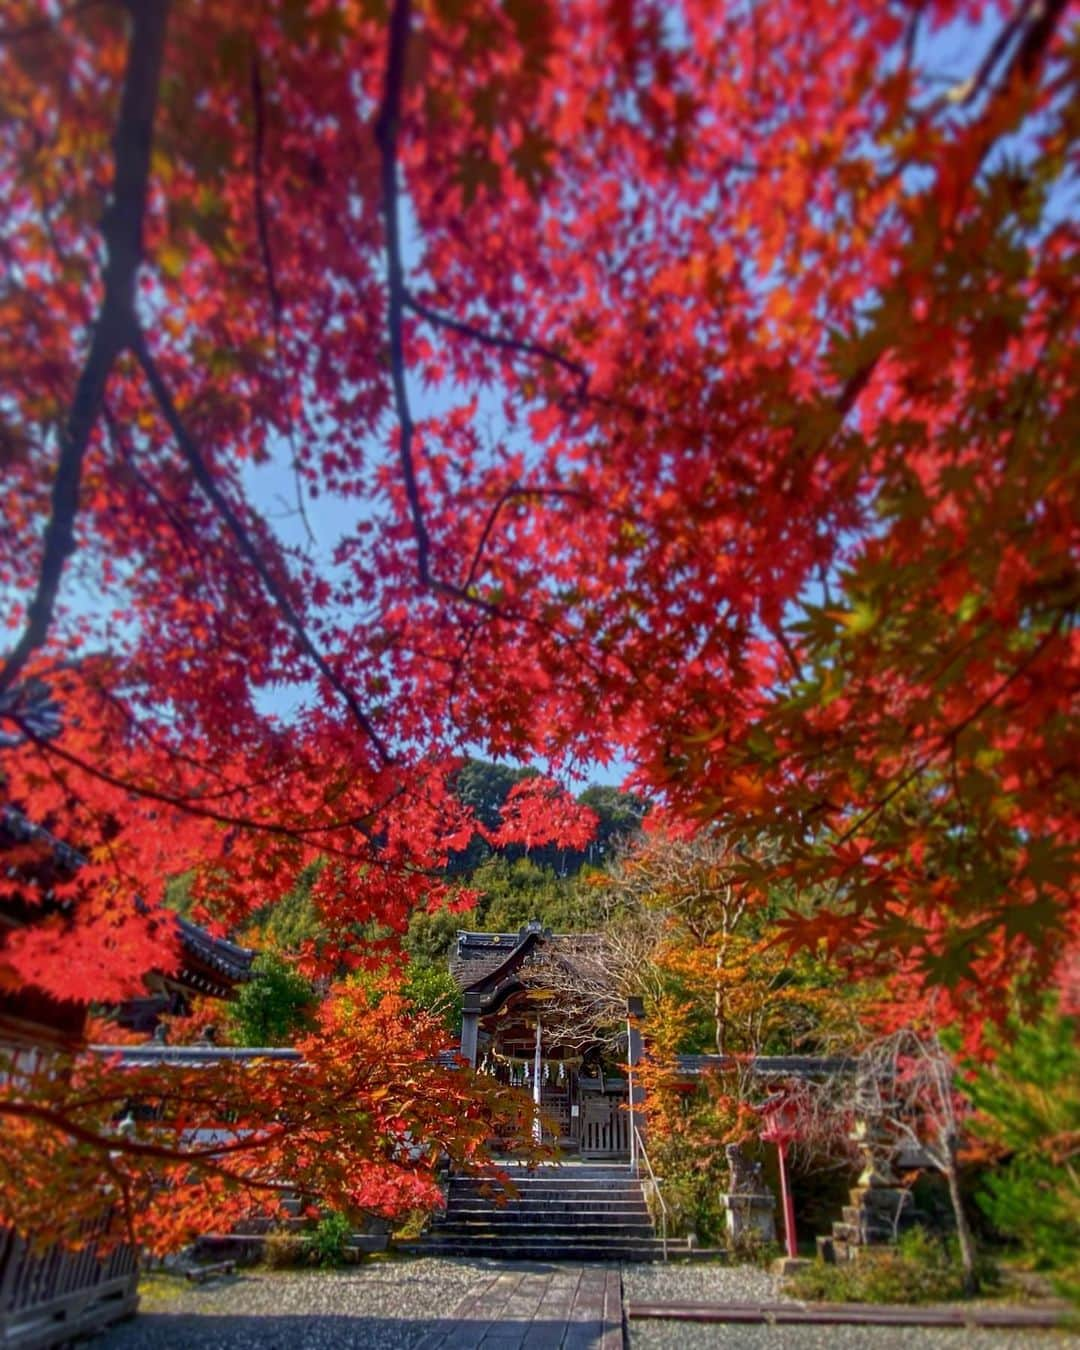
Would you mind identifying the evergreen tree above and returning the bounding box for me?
[968,1005,1080,1301]
[225,952,318,1047]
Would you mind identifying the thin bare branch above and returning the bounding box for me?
[0,0,169,691]
[405,292,591,400]
[131,332,393,765]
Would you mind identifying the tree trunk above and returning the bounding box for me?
[944,1136,979,1294]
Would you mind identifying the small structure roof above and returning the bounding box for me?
[449,923,603,994]
[676,1053,856,1078]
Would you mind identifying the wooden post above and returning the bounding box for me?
[627,996,645,1169]
[460,993,481,1067]
[533,1017,543,1143]
[776,1139,797,1259]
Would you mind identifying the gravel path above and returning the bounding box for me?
[95,1259,1078,1350]
[99,1257,506,1349]
[622,1263,1079,1350]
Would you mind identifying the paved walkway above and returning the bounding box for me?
[414,1265,622,1349]
[100,1260,623,1349]
[101,1259,1068,1349]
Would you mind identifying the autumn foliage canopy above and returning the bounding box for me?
[0,0,1077,1241]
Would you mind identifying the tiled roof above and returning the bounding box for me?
[448,930,528,989]
[90,1044,301,1066]
[448,924,603,991]
[176,916,255,982]
[1,803,84,872]
[676,1053,856,1078]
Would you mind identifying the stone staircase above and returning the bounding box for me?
[816,1181,926,1265]
[398,1163,678,1262]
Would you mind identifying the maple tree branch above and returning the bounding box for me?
[955,0,1041,105]
[832,610,1069,849]
[249,44,316,547]
[103,401,208,577]
[80,676,295,802]
[951,0,1066,108]
[404,293,591,400]
[101,1150,139,1252]
[462,484,605,593]
[1003,0,1069,85]
[768,622,804,682]
[375,0,432,587]
[901,2,925,73]
[0,0,168,694]
[406,290,657,424]
[131,333,393,765]
[12,715,374,856]
[0,1098,290,1165]
[375,2,590,627]
[250,49,283,332]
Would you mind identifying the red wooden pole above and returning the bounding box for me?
[776,1139,798,1259]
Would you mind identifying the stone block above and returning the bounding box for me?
[772,1256,811,1277]
[720,1192,777,1245]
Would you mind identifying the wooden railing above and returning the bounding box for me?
[632,1124,669,1261]
[0,1219,138,1349]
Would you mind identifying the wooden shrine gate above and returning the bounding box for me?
[580,1092,630,1158]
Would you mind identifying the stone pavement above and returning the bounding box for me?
[414,1265,623,1350]
[99,1259,625,1349]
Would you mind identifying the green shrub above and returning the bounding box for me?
[643,1142,731,1246]
[392,1209,430,1242]
[966,1006,1080,1303]
[262,1233,310,1268]
[403,960,463,1036]
[225,951,317,1047]
[311,1211,352,1268]
[786,1228,997,1304]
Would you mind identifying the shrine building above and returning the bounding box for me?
[449,920,642,1159]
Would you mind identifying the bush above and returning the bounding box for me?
[966,1006,1080,1303]
[311,1211,352,1268]
[225,951,317,1046]
[392,1209,430,1242]
[786,1228,997,1304]
[403,960,463,1036]
[262,1233,310,1268]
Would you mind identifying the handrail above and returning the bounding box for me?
[632,1123,669,1261]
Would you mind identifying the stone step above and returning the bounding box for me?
[449,1184,646,1202]
[433,1220,656,1238]
[460,1177,634,1189]
[478,1165,632,1177]
[397,1237,677,1262]
[447,1202,651,1219]
[430,1164,657,1260]
[450,1177,641,1189]
[230,1216,309,1235]
[445,1211,652,1226]
[832,1221,896,1245]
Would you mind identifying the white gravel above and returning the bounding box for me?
[95,1258,1079,1350]
[99,1257,505,1349]
[622,1262,1079,1350]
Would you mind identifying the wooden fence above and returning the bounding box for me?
[0,1220,138,1349]
[581,1094,630,1158]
